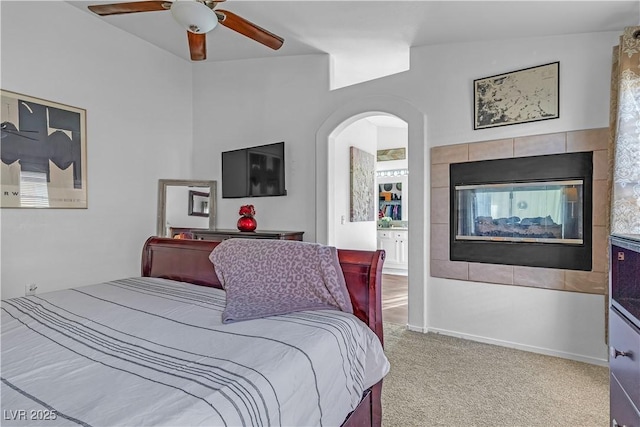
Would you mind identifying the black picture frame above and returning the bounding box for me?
[473,62,559,130]
[188,190,209,217]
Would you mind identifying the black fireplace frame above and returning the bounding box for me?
[449,152,593,271]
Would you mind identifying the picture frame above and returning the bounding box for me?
[349,146,376,222]
[377,148,406,161]
[1,89,87,208]
[157,179,217,237]
[474,62,559,130]
[188,190,210,217]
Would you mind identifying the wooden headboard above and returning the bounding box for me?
[141,237,385,344]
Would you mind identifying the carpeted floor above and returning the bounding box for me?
[381,323,609,427]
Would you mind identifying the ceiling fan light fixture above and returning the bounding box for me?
[171,0,218,34]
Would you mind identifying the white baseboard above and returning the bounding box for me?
[406,324,427,333]
[382,267,408,276]
[419,327,609,367]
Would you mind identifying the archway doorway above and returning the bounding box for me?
[331,114,409,325]
[315,96,427,331]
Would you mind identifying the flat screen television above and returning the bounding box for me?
[222,141,286,198]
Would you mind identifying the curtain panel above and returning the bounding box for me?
[610,26,640,234]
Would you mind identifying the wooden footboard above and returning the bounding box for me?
[141,236,385,426]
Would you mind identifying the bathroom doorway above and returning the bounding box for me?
[315,96,427,331]
[329,113,408,325]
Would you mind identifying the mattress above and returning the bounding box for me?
[1,277,389,426]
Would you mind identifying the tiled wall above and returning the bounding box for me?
[430,128,609,295]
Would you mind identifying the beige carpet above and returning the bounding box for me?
[381,323,609,427]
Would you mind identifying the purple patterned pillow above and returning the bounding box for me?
[209,239,353,323]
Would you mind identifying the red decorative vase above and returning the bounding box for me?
[237,215,257,232]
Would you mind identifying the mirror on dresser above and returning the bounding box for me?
[157,179,217,238]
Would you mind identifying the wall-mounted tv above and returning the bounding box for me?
[222,141,287,198]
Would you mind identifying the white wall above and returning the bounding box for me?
[376,126,408,172]
[191,31,619,364]
[0,2,193,298]
[378,127,407,147]
[191,55,330,237]
[415,32,617,145]
[333,119,377,250]
[428,278,607,365]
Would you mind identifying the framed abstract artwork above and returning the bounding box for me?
[474,62,559,130]
[377,148,406,161]
[349,146,376,222]
[1,90,87,208]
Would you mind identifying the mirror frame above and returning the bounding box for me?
[188,190,210,217]
[157,179,217,237]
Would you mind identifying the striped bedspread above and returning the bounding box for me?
[1,277,389,427]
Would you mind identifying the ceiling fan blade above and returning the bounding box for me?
[215,10,284,50]
[188,32,207,61]
[88,1,169,16]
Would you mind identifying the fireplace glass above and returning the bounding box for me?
[455,179,584,245]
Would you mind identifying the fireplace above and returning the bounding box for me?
[450,152,593,271]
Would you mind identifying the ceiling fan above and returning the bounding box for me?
[87,0,284,61]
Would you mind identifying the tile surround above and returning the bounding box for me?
[513,132,566,157]
[430,163,450,188]
[566,128,609,152]
[513,266,566,290]
[430,188,450,224]
[430,224,450,261]
[468,263,514,285]
[431,260,469,281]
[430,128,609,295]
[592,180,608,227]
[592,150,609,181]
[564,271,607,294]
[468,138,514,161]
[591,226,608,273]
[431,144,469,165]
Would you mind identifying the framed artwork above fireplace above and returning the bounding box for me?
[473,62,559,130]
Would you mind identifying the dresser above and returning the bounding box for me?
[609,234,640,427]
[192,229,304,242]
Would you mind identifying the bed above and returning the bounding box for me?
[1,237,388,426]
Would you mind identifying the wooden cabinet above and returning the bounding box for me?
[610,308,640,427]
[192,229,304,242]
[611,371,640,427]
[610,234,640,427]
[377,229,408,270]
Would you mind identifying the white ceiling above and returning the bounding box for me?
[67,1,640,63]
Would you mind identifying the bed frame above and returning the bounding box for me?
[141,236,385,427]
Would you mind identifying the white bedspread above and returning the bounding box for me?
[1,277,389,427]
